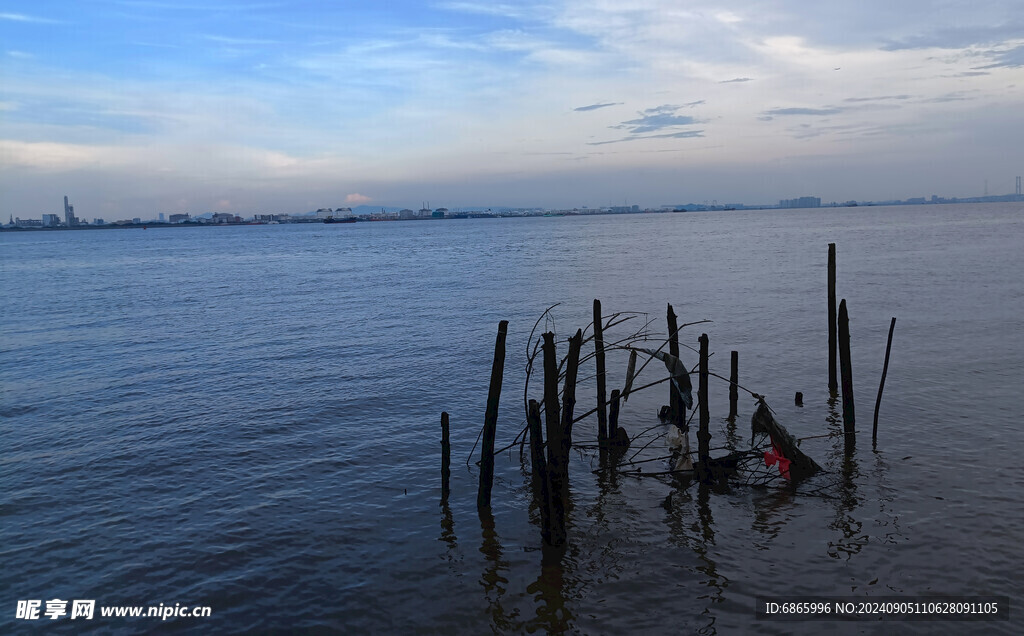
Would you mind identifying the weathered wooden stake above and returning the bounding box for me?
[666,304,685,430]
[837,300,855,443]
[593,299,608,445]
[828,243,838,394]
[527,399,556,545]
[608,389,621,441]
[541,332,567,540]
[477,320,508,511]
[697,333,711,468]
[873,317,896,446]
[541,332,562,466]
[441,411,451,504]
[558,330,582,496]
[728,350,739,419]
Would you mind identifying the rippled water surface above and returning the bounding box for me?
[2,204,1022,633]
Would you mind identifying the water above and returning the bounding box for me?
[2,204,1022,633]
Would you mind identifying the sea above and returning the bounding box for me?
[2,203,1022,634]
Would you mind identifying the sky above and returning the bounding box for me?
[1,1,1022,218]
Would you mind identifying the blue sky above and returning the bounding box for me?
[1,1,1022,218]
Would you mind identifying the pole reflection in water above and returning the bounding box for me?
[477,508,518,630]
[827,432,867,561]
[526,544,573,633]
[661,483,725,635]
[439,501,459,564]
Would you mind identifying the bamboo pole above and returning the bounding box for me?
[697,333,711,468]
[593,299,608,444]
[837,300,855,444]
[728,350,738,419]
[873,317,896,446]
[828,243,838,394]
[441,411,451,504]
[477,320,508,511]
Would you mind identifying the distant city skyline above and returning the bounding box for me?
[1,1,1022,218]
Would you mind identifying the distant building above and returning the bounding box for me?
[63,195,79,226]
[212,213,234,223]
[779,196,821,208]
[93,219,105,225]
[316,208,334,219]
[133,217,142,224]
[399,209,416,220]
[169,213,190,223]
[15,218,43,227]
[158,213,165,222]
[42,214,61,227]
[432,207,448,219]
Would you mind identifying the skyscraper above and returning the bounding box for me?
[63,195,78,227]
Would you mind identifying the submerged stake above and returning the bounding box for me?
[477,320,508,511]
[872,317,896,446]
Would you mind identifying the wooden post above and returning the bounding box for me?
[837,300,855,443]
[541,332,566,541]
[562,329,582,441]
[527,399,555,545]
[441,412,451,504]
[697,333,711,468]
[666,304,685,430]
[728,351,738,419]
[608,389,621,440]
[558,330,582,496]
[541,332,561,466]
[873,317,896,446]
[828,243,838,394]
[593,299,608,445]
[477,320,508,511]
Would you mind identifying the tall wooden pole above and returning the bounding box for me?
[837,300,855,443]
[697,334,711,468]
[728,350,738,419]
[873,317,896,446]
[541,332,566,539]
[441,411,451,504]
[593,299,608,445]
[477,320,508,511]
[527,399,556,545]
[559,330,582,495]
[667,304,685,430]
[608,389,621,441]
[828,243,838,394]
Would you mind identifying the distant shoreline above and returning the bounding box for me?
[3,198,1022,232]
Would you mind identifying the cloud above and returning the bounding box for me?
[344,193,372,204]
[973,44,1024,69]
[573,102,621,112]
[203,34,281,46]
[0,12,62,24]
[588,129,704,146]
[719,77,753,83]
[613,104,702,133]
[761,107,843,116]
[880,23,1024,51]
[842,95,912,103]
